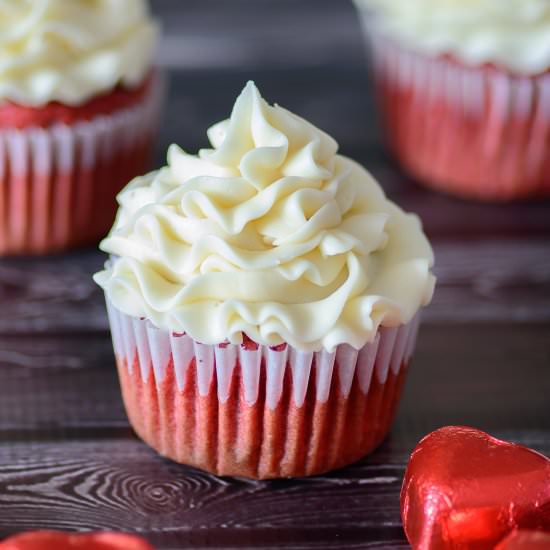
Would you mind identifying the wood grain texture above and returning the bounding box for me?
[0,323,548,547]
[0,323,550,442]
[0,1,549,547]
[0,324,548,435]
[0,434,548,548]
[0,335,125,433]
[1,237,549,335]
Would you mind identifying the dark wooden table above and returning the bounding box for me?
[0,2,549,548]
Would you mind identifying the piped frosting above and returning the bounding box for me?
[94,82,435,352]
[355,0,550,74]
[0,0,158,106]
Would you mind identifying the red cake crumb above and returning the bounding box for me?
[240,334,259,351]
[0,72,154,129]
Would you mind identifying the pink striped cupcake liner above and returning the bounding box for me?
[361,24,550,200]
[105,297,421,479]
[0,73,163,255]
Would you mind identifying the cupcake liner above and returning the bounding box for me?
[105,297,421,479]
[361,24,550,200]
[0,74,163,255]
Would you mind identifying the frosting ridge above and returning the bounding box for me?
[354,0,550,74]
[95,82,434,351]
[0,0,158,106]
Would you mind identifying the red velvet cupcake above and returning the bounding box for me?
[94,82,435,479]
[0,0,161,255]
[354,0,550,201]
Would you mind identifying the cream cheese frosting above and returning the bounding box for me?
[94,82,435,352]
[0,0,158,106]
[354,0,550,75]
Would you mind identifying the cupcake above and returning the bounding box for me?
[0,0,161,255]
[354,0,550,201]
[94,82,435,479]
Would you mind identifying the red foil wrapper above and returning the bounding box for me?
[0,532,155,550]
[401,426,550,549]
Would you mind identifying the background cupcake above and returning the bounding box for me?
[0,0,161,255]
[94,82,435,479]
[354,0,550,201]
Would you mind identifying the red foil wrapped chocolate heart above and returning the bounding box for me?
[0,532,155,550]
[401,426,550,549]
[495,530,550,550]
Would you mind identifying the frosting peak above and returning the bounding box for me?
[0,0,158,106]
[95,82,434,351]
[355,0,550,74]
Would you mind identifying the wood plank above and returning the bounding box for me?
[1,322,547,548]
[0,251,107,335]
[0,324,548,435]
[1,237,549,335]
[0,432,548,548]
[0,438,408,547]
[0,2,547,546]
[398,323,550,434]
[425,238,550,323]
[0,335,126,433]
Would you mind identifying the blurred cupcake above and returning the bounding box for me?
[0,0,161,255]
[94,82,435,479]
[354,0,550,201]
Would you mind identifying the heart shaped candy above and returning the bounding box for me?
[0,532,155,550]
[401,426,550,550]
[495,530,550,550]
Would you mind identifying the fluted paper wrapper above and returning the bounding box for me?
[0,74,163,255]
[357,15,550,201]
[106,298,421,479]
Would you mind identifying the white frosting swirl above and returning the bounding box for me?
[354,0,550,74]
[94,82,434,352]
[0,0,158,106]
